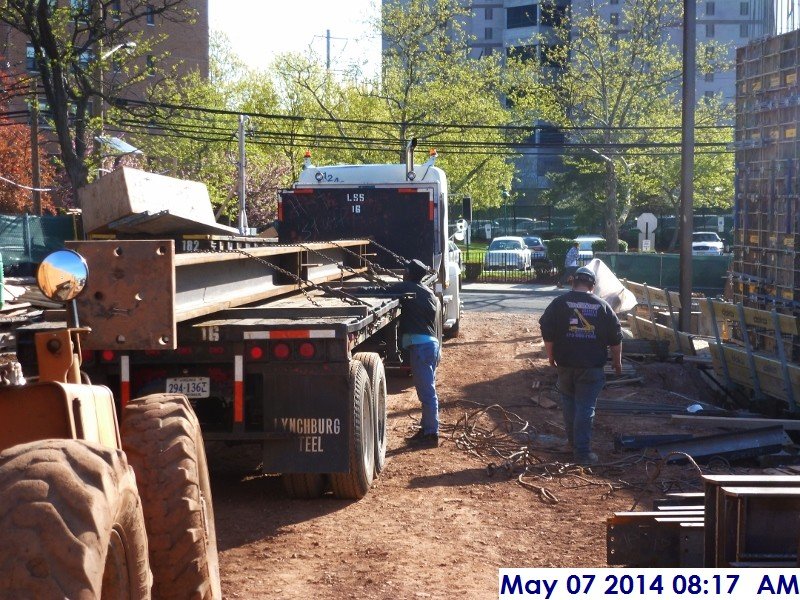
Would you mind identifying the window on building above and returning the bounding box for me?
[610,12,619,26]
[705,23,715,37]
[610,0,619,4]
[506,44,538,63]
[485,7,493,20]
[706,1,715,16]
[704,90,715,100]
[78,50,93,68]
[740,22,749,37]
[111,0,121,20]
[71,0,90,19]
[740,2,749,15]
[507,4,536,29]
[485,27,493,39]
[146,4,155,25]
[705,72,715,82]
[26,43,38,72]
[540,2,568,28]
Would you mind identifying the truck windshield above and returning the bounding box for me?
[278,188,437,269]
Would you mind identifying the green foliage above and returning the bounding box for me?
[545,238,575,271]
[523,0,732,248]
[591,239,628,253]
[121,33,291,228]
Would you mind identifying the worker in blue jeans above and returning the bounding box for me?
[354,259,441,447]
[539,267,622,464]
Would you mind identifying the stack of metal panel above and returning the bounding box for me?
[734,29,800,361]
[607,475,800,567]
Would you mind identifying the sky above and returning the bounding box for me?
[208,0,382,78]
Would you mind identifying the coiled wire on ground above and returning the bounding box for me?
[435,400,726,507]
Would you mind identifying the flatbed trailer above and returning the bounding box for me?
[52,237,406,499]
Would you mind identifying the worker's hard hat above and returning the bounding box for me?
[405,259,429,281]
[573,267,596,285]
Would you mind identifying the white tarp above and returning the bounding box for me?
[582,258,637,314]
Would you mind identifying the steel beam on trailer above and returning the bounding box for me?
[68,239,370,350]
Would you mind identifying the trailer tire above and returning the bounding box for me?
[122,393,221,600]
[330,361,375,499]
[353,351,388,475]
[282,473,326,499]
[0,439,151,599]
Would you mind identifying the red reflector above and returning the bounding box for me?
[429,199,435,220]
[277,199,283,221]
[298,342,316,359]
[397,188,419,193]
[101,350,116,362]
[293,188,315,194]
[249,346,264,360]
[176,347,192,355]
[273,342,291,360]
[209,346,225,355]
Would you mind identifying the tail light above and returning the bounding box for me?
[272,342,291,360]
[100,350,116,362]
[298,342,316,359]
[248,345,265,360]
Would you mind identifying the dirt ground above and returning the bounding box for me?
[211,310,722,599]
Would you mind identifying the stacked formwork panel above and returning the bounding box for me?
[734,30,800,362]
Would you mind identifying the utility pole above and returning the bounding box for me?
[678,0,697,331]
[237,114,249,235]
[326,29,331,72]
[30,80,42,216]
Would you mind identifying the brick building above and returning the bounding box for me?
[0,0,209,123]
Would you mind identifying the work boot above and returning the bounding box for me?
[574,451,598,465]
[407,430,439,448]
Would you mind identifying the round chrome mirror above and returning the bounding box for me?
[36,249,89,302]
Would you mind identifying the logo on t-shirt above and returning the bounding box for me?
[566,301,598,340]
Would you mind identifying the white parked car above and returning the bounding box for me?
[575,235,604,261]
[483,236,531,271]
[522,236,548,260]
[692,231,725,255]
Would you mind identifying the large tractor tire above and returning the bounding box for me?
[352,352,388,476]
[0,439,151,599]
[122,393,221,600]
[330,361,375,499]
[281,472,327,499]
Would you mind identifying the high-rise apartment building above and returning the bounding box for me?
[384,0,774,205]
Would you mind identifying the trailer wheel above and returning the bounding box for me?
[353,351,388,476]
[330,361,375,499]
[0,439,151,599]
[282,473,327,499]
[122,393,221,600]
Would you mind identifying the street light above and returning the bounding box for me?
[96,41,137,173]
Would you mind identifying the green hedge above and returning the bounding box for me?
[546,238,575,271]
[591,238,628,253]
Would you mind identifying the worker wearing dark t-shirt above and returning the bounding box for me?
[355,259,441,448]
[539,267,623,464]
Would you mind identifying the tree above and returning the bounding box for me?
[628,97,734,249]
[269,0,522,210]
[121,33,291,228]
[0,0,193,199]
[526,0,728,248]
[0,115,59,214]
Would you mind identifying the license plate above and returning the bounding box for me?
[165,377,210,398]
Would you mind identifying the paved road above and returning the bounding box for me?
[461,283,562,315]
